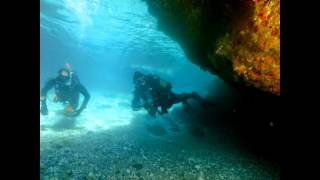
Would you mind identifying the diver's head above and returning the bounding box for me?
[58,68,70,82]
[133,71,143,82]
[133,71,146,86]
[64,63,72,70]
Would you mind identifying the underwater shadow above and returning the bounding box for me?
[130,112,173,137]
[50,116,80,132]
[145,124,167,136]
[128,99,212,138]
[170,83,281,164]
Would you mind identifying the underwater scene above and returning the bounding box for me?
[40,0,280,179]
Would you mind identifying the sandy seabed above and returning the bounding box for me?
[40,92,280,180]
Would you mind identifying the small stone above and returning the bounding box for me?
[126,169,131,174]
[67,170,73,176]
[142,155,148,160]
[132,163,143,170]
[195,165,201,170]
[188,158,196,164]
[160,167,164,172]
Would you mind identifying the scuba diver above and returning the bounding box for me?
[40,64,90,117]
[131,71,214,117]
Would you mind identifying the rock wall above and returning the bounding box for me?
[143,0,280,95]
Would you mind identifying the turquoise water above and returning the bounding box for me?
[40,0,217,93]
[40,0,279,179]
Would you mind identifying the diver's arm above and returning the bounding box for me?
[77,84,90,112]
[40,78,56,115]
[40,78,56,106]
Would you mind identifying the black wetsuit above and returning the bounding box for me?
[40,72,90,115]
[132,74,161,115]
[132,74,199,116]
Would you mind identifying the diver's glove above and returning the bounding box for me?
[67,107,85,117]
[68,111,80,117]
[40,104,48,115]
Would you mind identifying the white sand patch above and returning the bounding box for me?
[40,91,147,138]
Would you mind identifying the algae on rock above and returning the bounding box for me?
[143,0,280,95]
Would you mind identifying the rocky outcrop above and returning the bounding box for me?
[143,0,280,95]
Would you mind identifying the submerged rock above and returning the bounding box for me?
[143,0,280,95]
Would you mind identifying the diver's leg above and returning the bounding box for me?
[191,91,202,100]
[157,92,175,114]
[171,91,215,110]
[69,94,80,111]
[171,92,192,104]
[168,92,192,113]
[155,91,194,114]
[191,92,216,107]
[174,91,210,103]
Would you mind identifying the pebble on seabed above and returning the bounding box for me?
[40,113,280,180]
